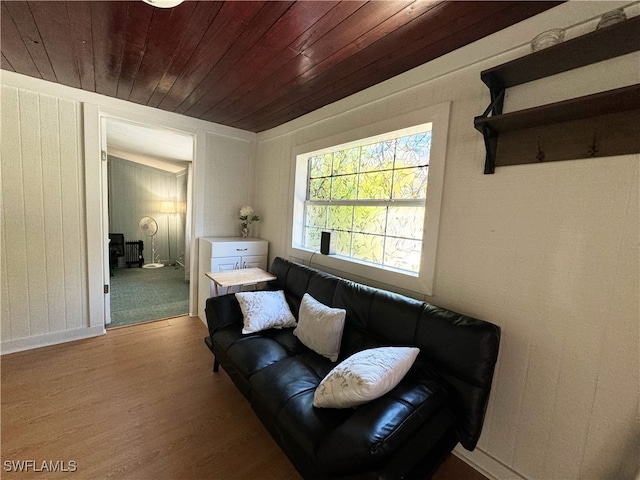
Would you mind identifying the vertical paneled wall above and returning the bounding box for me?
[107,156,184,264]
[255,3,639,479]
[202,133,256,237]
[1,72,258,349]
[1,86,88,343]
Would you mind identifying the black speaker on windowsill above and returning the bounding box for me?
[320,231,336,255]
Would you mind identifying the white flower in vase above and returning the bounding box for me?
[239,205,260,237]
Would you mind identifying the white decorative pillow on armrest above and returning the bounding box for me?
[235,290,296,334]
[293,293,346,362]
[313,346,420,408]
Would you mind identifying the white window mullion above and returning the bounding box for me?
[304,199,425,208]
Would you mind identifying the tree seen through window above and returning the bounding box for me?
[304,130,431,274]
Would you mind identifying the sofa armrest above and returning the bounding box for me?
[205,293,243,337]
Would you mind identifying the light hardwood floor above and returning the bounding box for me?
[1,316,486,480]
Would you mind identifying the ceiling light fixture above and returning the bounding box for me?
[142,0,184,8]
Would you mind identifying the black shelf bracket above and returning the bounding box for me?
[475,88,504,174]
[480,124,498,174]
[482,73,506,117]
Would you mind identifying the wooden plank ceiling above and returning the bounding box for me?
[1,1,561,132]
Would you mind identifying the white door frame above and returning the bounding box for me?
[100,116,111,324]
[83,104,107,329]
[84,105,198,327]
[82,98,219,331]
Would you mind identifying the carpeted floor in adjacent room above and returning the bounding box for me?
[109,266,189,328]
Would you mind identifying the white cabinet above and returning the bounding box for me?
[211,254,264,272]
[198,237,268,320]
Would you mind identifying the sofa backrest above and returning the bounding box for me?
[270,256,340,312]
[269,257,500,451]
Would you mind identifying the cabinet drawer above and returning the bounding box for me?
[210,240,267,258]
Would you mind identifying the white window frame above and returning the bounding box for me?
[290,102,450,296]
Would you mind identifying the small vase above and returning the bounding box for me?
[596,8,626,30]
[241,226,249,238]
[530,28,565,52]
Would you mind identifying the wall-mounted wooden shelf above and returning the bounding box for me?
[481,15,640,91]
[474,84,640,134]
[475,14,640,174]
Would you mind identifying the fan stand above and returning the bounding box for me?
[143,235,164,268]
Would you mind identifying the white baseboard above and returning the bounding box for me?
[1,326,105,355]
[454,445,527,480]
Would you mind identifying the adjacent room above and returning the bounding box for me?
[1,1,638,480]
[105,118,193,327]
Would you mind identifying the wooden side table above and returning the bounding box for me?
[205,267,276,296]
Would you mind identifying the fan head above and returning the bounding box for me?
[139,216,158,236]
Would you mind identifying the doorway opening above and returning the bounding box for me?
[104,117,194,328]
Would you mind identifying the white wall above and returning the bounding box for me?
[255,2,639,479]
[202,132,257,238]
[1,86,93,349]
[108,155,182,264]
[1,71,257,353]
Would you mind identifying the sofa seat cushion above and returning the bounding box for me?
[214,322,307,354]
[250,354,336,416]
[211,325,243,352]
[250,352,451,475]
[225,336,292,379]
[261,328,308,357]
[314,377,452,474]
[249,356,352,460]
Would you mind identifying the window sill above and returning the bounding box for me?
[289,246,431,296]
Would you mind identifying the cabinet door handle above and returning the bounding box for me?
[236,248,248,251]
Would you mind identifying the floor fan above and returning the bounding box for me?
[139,216,164,268]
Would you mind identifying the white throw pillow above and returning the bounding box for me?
[235,290,297,334]
[293,293,346,362]
[313,346,420,408]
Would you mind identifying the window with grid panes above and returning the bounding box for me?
[303,129,431,274]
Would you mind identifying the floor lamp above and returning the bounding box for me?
[160,201,177,266]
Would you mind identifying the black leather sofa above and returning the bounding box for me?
[204,257,500,479]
